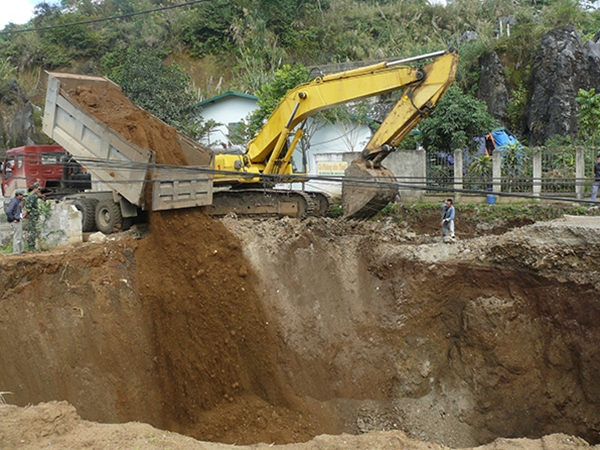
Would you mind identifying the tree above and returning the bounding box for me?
[101,47,209,138]
[418,85,498,153]
[576,88,600,146]
[245,63,310,138]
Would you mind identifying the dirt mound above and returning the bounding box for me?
[1,402,596,450]
[135,209,338,443]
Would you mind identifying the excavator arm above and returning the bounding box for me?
[343,49,459,219]
[214,51,451,184]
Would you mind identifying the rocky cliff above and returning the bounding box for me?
[0,79,38,151]
[526,26,600,145]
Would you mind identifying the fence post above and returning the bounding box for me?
[454,148,463,202]
[533,147,542,198]
[576,146,584,200]
[493,150,501,194]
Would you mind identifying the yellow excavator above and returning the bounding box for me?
[208,48,459,218]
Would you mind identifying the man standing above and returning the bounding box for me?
[441,198,455,240]
[6,189,26,254]
[24,182,42,251]
[590,154,600,207]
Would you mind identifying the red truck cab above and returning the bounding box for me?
[2,145,90,198]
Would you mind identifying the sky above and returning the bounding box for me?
[0,0,60,30]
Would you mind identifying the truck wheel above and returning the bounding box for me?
[95,200,123,235]
[73,198,98,232]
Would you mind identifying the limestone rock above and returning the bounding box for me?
[0,79,37,150]
[478,51,508,124]
[526,26,600,145]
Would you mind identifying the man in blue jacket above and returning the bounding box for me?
[6,189,26,254]
[441,198,455,240]
[591,154,600,207]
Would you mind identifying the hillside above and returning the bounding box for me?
[2,0,600,152]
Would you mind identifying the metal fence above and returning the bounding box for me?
[426,146,598,198]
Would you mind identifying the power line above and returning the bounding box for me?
[7,153,599,206]
[0,0,208,35]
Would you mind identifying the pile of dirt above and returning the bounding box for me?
[0,401,596,450]
[69,84,188,166]
[134,208,340,443]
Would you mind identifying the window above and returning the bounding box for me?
[41,152,66,165]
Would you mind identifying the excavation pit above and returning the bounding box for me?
[0,212,598,449]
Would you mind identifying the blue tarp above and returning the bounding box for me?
[480,128,522,156]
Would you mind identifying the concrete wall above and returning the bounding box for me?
[40,203,82,250]
[385,149,426,202]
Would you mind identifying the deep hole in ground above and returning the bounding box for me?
[2,79,598,449]
[0,211,598,448]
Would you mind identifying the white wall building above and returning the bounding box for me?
[197,91,258,149]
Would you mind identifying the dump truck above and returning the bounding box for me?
[41,72,214,233]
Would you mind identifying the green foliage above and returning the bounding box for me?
[39,12,98,57]
[245,63,310,138]
[231,14,288,93]
[455,40,490,95]
[0,58,16,84]
[418,85,498,153]
[180,1,242,57]
[329,203,344,218]
[576,88,600,146]
[507,84,529,135]
[102,47,204,136]
[469,153,492,179]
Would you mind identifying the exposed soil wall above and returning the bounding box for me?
[222,217,600,447]
[0,215,598,450]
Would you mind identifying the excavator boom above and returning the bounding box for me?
[214,52,445,184]
[343,49,459,219]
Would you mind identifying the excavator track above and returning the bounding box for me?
[306,191,334,217]
[206,189,316,218]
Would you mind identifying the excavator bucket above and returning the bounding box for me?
[342,162,398,219]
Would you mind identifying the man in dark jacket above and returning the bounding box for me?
[441,198,455,240]
[591,154,600,206]
[6,189,26,254]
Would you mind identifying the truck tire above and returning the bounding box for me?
[95,199,123,235]
[73,198,98,232]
